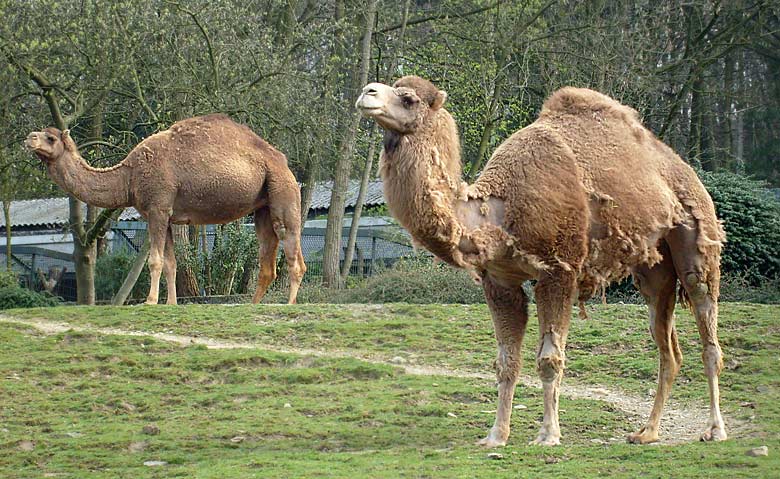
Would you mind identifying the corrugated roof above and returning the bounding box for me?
[309,180,385,210]
[0,198,141,228]
[2,179,389,228]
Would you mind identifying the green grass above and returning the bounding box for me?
[1,303,778,478]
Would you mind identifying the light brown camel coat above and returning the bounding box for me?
[26,114,306,304]
[356,76,726,447]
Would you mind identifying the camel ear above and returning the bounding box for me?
[431,90,447,111]
[60,129,77,152]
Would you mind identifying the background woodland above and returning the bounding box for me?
[1,0,778,302]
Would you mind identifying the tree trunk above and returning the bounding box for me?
[300,153,317,230]
[72,197,96,304]
[688,75,704,169]
[173,224,200,297]
[3,200,10,271]
[322,0,377,288]
[468,80,503,180]
[341,126,378,280]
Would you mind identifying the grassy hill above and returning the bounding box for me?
[0,303,777,478]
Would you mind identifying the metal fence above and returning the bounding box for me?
[110,222,418,278]
[1,221,420,302]
[1,245,77,300]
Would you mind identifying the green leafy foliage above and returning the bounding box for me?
[700,171,780,283]
[339,258,484,304]
[94,251,151,301]
[0,270,19,288]
[0,286,59,309]
[201,223,258,296]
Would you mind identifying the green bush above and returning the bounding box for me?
[202,223,257,295]
[0,270,19,289]
[700,171,780,283]
[337,257,485,304]
[95,251,150,301]
[0,286,59,309]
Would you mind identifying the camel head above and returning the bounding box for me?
[25,128,77,162]
[356,75,448,134]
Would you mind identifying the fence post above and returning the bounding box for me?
[369,236,377,276]
[30,253,37,288]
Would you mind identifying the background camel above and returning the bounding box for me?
[356,76,726,447]
[26,114,306,305]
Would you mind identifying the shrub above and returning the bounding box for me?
[700,171,780,283]
[340,257,485,304]
[202,223,257,295]
[0,286,59,309]
[95,251,151,301]
[0,270,19,289]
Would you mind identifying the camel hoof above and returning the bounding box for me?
[530,434,560,446]
[144,300,157,306]
[700,425,727,442]
[477,436,506,448]
[627,428,659,444]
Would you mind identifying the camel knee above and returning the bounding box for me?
[147,254,163,274]
[683,272,709,299]
[273,221,287,241]
[258,268,277,285]
[702,343,723,377]
[494,345,521,384]
[537,333,565,383]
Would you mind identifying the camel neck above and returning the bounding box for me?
[380,129,465,266]
[47,152,132,209]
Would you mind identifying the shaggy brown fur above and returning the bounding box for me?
[26,115,306,305]
[356,77,727,447]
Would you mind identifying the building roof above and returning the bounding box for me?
[309,180,385,211]
[2,179,389,229]
[0,198,141,228]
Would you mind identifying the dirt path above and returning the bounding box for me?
[0,314,743,444]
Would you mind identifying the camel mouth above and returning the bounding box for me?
[24,135,41,150]
[357,106,384,117]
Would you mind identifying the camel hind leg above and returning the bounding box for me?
[279,224,306,304]
[478,275,529,447]
[252,207,280,304]
[667,223,727,442]
[265,170,306,304]
[627,242,680,444]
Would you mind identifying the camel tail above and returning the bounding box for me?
[677,282,692,311]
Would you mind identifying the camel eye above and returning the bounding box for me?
[46,135,55,143]
[401,94,419,107]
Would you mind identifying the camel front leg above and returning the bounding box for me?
[144,211,169,305]
[163,225,178,305]
[531,269,575,446]
[478,275,529,448]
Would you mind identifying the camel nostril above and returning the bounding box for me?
[364,88,378,96]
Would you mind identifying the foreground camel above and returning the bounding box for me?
[26,114,306,305]
[356,76,726,446]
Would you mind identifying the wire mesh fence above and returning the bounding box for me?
[2,220,421,301]
[110,222,418,279]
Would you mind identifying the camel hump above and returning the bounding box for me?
[541,87,642,127]
[169,113,235,132]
